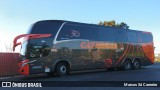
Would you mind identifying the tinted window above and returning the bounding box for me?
[29,21,62,38]
[115,30,127,42]
[127,31,138,43]
[141,33,153,43]
[99,28,115,42]
[99,28,127,42]
[57,24,99,41]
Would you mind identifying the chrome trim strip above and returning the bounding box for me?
[21,60,37,67]
[53,22,67,44]
[56,39,89,44]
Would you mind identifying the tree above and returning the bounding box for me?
[0,40,13,52]
[4,42,13,52]
[98,21,103,25]
[109,20,116,27]
[118,22,129,29]
[98,20,129,29]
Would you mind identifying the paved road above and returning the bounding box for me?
[0,63,160,90]
[1,62,160,81]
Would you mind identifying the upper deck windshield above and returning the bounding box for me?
[28,21,63,38]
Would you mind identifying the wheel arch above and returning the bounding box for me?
[55,60,71,70]
[122,58,132,63]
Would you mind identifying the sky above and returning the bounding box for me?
[0,0,160,54]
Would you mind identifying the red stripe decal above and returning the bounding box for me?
[132,45,134,57]
[115,44,129,66]
[13,34,52,51]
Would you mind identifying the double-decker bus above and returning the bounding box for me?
[13,20,154,76]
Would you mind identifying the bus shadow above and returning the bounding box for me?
[20,68,148,81]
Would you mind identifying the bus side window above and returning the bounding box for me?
[57,24,99,41]
[115,30,127,42]
[99,28,115,42]
[127,31,138,43]
[78,26,99,41]
[58,29,73,40]
[57,24,80,40]
[141,33,152,43]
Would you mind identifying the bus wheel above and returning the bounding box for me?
[133,59,141,69]
[123,60,132,70]
[56,62,69,77]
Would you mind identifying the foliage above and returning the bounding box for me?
[98,20,129,29]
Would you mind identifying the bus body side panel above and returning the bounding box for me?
[48,40,122,71]
[110,31,154,67]
[140,32,154,64]
[18,20,155,75]
[52,40,86,71]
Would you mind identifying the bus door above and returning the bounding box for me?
[27,39,52,74]
[27,43,44,74]
[90,48,104,69]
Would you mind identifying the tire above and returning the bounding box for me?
[123,60,132,70]
[132,59,141,70]
[55,62,69,77]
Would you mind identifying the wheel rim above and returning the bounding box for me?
[134,61,140,68]
[60,66,67,74]
[125,61,131,69]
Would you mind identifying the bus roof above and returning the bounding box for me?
[34,20,151,34]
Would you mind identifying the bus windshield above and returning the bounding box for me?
[27,39,51,59]
[28,21,62,38]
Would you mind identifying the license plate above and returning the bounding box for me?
[45,68,50,72]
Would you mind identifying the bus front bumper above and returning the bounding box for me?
[18,59,29,75]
